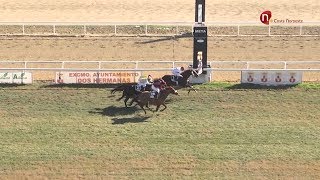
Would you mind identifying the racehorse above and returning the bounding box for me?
[111,84,152,108]
[133,86,179,114]
[161,69,198,94]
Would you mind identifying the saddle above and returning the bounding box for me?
[135,85,145,92]
[150,91,159,99]
[171,75,180,86]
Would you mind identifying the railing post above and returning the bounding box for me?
[22,24,25,35]
[114,25,117,36]
[237,25,240,36]
[299,25,302,36]
[145,25,148,35]
[53,25,56,35]
[284,61,287,69]
[84,25,87,35]
[268,25,271,36]
[176,25,179,35]
[246,62,250,69]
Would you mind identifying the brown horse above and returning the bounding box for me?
[134,86,179,114]
[111,84,152,108]
[161,69,198,94]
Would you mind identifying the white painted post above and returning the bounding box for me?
[114,25,117,36]
[53,25,56,35]
[84,25,87,35]
[268,25,271,36]
[246,62,250,69]
[284,61,287,69]
[237,25,240,36]
[22,24,25,35]
[299,25,302,36]
[145,25,148,35]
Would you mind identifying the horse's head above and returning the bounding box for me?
[181,69,199,78]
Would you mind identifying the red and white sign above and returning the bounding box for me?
[55,71,141,84]
[241,71,302,85]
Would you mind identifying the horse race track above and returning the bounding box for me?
[0,83,319,179]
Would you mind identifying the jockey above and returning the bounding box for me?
[136,75,153,92]
[172,66,184,82]
[150,79,166,99]
[147,74,153,84]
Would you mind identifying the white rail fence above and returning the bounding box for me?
[1,60,320,71]
[0,22,319,37]
[1,61,320,81]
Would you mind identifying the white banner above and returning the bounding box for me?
[241,71,302,85]
[55,71,141,84]
[0,72,33,84]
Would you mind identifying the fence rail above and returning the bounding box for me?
[1,60,320,71]
[1,60,319,82]
[0,22,319,37]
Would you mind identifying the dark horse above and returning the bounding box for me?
[111,84,152,108]
[134,86,179,114]
[161,69,198,94]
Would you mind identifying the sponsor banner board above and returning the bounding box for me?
[55,71,141,84]
[241,71,302,85]
[0,72,33,84]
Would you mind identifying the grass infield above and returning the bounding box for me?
[0,82,319,178]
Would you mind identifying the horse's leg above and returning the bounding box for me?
[128,97,136,106]
[124,96,130,108]
[138,103,147,114]
[117,91,125,101]
[146,101,152,110]
[160,103,167,111]
[186,84,197,94]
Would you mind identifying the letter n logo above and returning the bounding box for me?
[260,11,272,25]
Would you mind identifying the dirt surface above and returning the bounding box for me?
[0,36,319,81]
[0,0,318,22]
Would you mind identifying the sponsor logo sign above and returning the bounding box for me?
[260,10,303,25]
[241,71,302,85]
[0,72,33,84]
[55,71,141,84]
[260,11,272,25]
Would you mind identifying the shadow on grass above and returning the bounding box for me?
[0,83,27,88]
[42,83,135,89]
[226,83,298,90]
[89,106,150,124]
[111,117,150,125]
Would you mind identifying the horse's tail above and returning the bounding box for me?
[110,85,125,94]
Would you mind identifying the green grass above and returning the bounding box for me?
[0,83,319,179]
